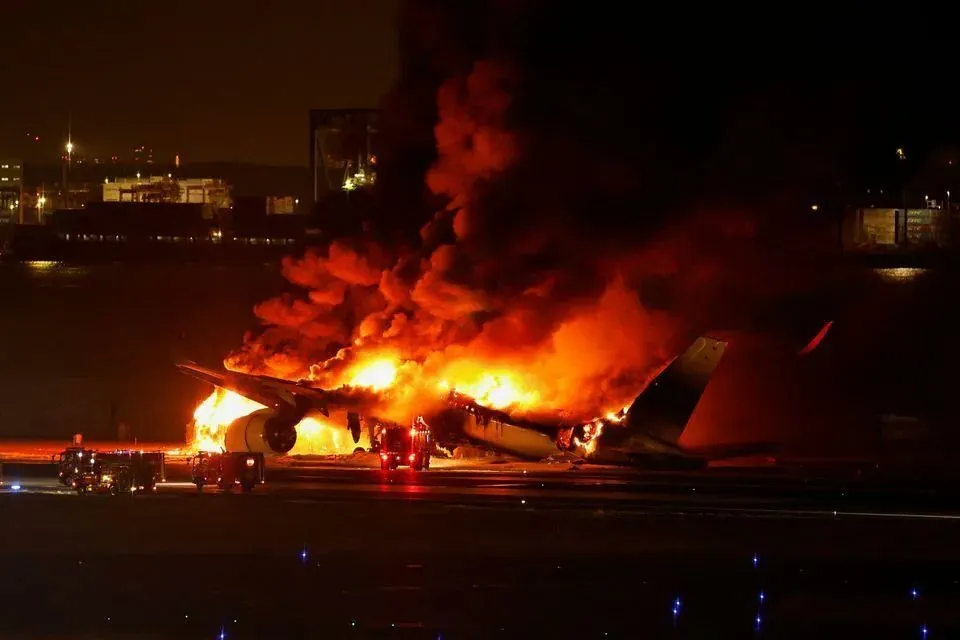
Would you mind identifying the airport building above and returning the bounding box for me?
[103,176,231,217]
[309,109,380,203]
[0,159,23,224]
[844,206,951,250]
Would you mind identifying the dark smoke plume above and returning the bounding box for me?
[228,3,867,436]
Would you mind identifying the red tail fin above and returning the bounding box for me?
[798,321,833,356]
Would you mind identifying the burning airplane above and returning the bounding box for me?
[178,362,374,455]
[436,335,771,468]
[178,332,777,468]
[174,51,837,466]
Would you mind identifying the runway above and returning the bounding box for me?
[6,458,960,521]
[4,456,960,637]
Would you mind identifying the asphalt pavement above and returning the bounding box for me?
[6,459,960,520]
[3,461,960,637]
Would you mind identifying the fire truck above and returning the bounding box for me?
[59,448,166,495]
[189,451,265,492]
[379,418,432,471]
[56,446,90,486]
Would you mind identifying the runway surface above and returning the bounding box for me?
[5,456,960,519]
[3,455,960,637]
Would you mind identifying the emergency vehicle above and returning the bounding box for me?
[189,451,265,492]
[379,418,432,471]
[60,448,165,495]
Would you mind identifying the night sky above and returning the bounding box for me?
[0,0,398,167]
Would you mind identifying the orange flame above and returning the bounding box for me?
[189,389,371,455]
[439,371,538,411]
[290,413,372,455]
[346,357,398,391]
[191,388,265,452]
[573,405,628,455]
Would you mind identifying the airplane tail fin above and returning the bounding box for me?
[798,321,833,356]
[622,336,727,447]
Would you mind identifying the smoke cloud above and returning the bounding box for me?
[227,2,849,435]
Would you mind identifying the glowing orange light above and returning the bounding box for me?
[191,388,264,452]
[449,372,539,410]
[347,357,398,391]
[189,390,370,456]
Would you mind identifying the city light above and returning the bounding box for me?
[66,141,74,155]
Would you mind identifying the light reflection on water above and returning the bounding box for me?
[873,267,929,283]
[25,260,60,271]
[22,260,90,280]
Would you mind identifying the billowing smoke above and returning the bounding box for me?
[226,2,848,434]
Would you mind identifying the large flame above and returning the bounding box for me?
[345,357,398,391]
[191,388,265,452]
[439,370,539,411]
[190,389,371,455]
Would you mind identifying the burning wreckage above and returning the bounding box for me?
[171,59,837,470]
[177,334,775,469]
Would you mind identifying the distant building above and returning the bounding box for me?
[0,159,22,185]
[0,159,23,223]
[103,176,231,217]
[843,207,951,251]
[132,145,154,165]
[266,196,297,215]
[309,109,380,203]
[231,195,298,216]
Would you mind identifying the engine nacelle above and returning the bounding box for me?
[224,408,298,455]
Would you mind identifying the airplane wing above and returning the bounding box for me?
[176,361,332,416]
[176,361,230,389]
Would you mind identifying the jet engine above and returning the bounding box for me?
[224,408,299,455]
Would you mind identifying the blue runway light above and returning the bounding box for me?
[911,588,919,599]
[752,553,759,568]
